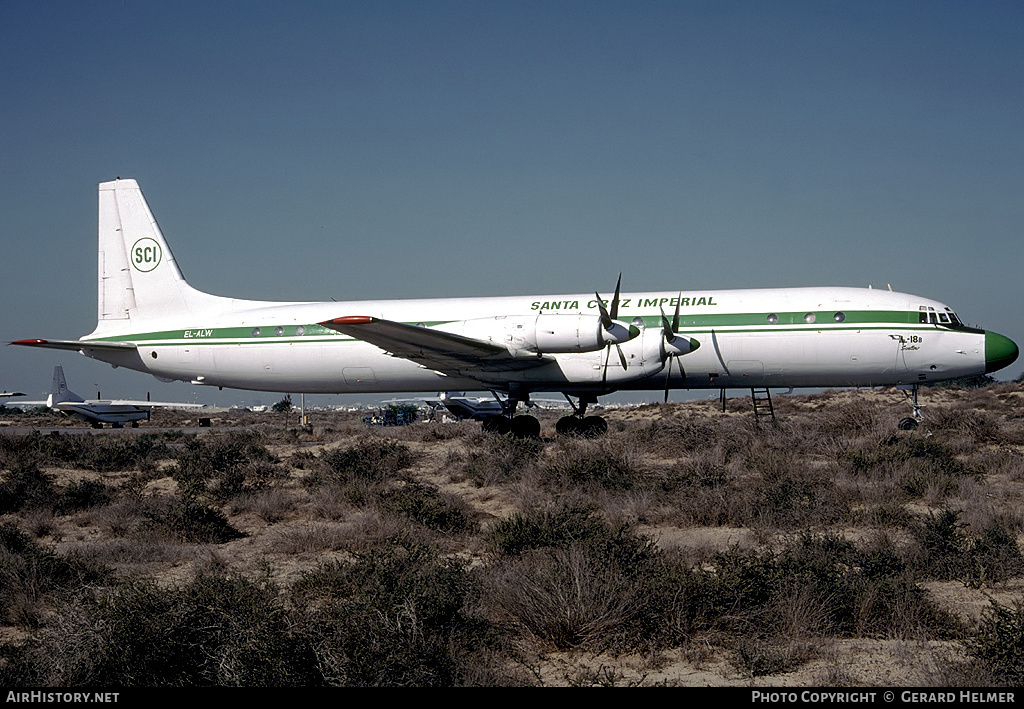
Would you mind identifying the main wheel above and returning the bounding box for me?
[580,415,608,437]
[482,415,512,435]
[511,415,541,439]
[556,415,582,436]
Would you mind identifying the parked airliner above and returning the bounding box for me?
[5,365,205,428]
[12,179,1018,437]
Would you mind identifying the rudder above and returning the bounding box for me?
[96,179,218,331]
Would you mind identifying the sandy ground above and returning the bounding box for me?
[3,385,1023,686]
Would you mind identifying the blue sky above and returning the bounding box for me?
[2,1,1022,407]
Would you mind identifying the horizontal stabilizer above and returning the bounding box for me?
[10,339,136,352]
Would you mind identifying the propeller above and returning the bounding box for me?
[660,295,700,401]
[595,274,636,381]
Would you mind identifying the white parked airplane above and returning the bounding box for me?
[12,179,1019,436]
[4,365,205,428]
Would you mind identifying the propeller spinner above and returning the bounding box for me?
[660,296,700,401]
[595,274,640,381]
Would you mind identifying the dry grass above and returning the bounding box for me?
[2,385,1024,685]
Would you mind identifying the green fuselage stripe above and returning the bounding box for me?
[85,310,948,346]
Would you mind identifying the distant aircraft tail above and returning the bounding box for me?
[91,179,226,336]
[48,366,82,406]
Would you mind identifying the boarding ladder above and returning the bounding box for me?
[750,388,775,424]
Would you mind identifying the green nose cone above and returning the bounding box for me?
[985,331,1019,374]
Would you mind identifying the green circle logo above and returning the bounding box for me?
[131,238,162,272]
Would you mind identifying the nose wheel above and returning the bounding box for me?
[897,384,924,430]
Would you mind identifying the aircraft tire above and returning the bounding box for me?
[581,416,608,437]
[482,415,512,435]
[897,417,919,431]
[511,415,541,439]
[556,416,582,437]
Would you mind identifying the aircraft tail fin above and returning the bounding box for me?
[92,179,224,335]
[49,366,82,405]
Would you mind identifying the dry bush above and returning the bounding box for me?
[457,433,543,487]
[540,437,644,492]
[311,437,417,487]
[482,546,646,650]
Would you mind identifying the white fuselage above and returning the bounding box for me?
[83,286,988,395]
[18,179,1013,400]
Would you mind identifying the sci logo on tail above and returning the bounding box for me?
[131,238,162,272]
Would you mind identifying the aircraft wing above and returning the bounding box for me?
[0,392,26,398]
[10,339,137,353]
[47,400,206,410]
[93,400,206,409]
[320,316,552,374]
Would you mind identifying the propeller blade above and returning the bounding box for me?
[664,353,687,402]
[596,274,624,330]
[610,273,622,321]
[595,292,612,329]
[616,344,628,371]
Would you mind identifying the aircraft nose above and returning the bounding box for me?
[985,331,1019,374]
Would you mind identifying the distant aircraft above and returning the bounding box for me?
[12,179,1019,437]
[0,392,26,398]
[4,365,205,428]
[419,392,565,427]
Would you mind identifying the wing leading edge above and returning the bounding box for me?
[320,316,553,375]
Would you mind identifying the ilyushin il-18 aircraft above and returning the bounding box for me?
[12,179,1019,437]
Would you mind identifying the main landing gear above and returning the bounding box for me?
[479,385,542,438]
[555,393,608,438]
[478,389,611,438]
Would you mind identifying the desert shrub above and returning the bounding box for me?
[59,479,115,513]
[1,432,169,473]
[663,457,728,491]
[313,438,416,486]
[485,504,654,565]
[0,457,57,513]
[680,534,958,642]
[964,600,1024,685]
[542,438,640,491]
[963,520,1024,587]
[173,432,280,502]
[1,573,319,686]
[844,435,978,499]
[927,408,1000,443]
[378,483,476,535]
[0,523,108,627]
[911,509,967,581]
[913,512,1024,587]
[751,471,849,529]
[291,540,483,686]
[626,416,722,457]
[460,433,542,487]
[481,507,676,651]
[730,638,811,678]
[483,545,646,650]
[144,498,245,544]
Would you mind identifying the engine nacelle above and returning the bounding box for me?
[455,313,615,354]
